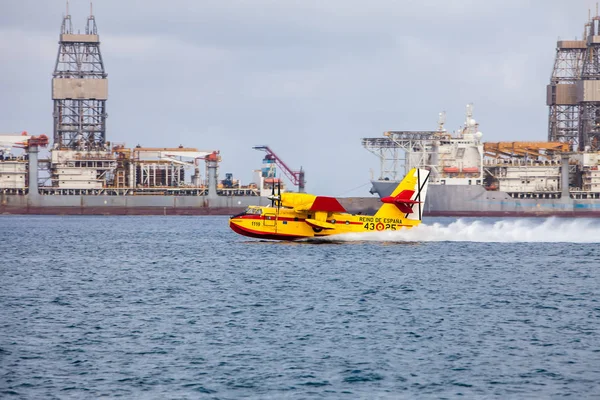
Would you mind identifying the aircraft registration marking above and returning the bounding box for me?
[363,222,398,231]
[358,216,402,224]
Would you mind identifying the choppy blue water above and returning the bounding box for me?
[1,216,600,399]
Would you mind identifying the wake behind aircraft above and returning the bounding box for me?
[229,168,430,241]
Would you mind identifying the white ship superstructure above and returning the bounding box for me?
[50,148,116,190]
[364,105,486,188]
[365,104,600,215]
[0,134,30,192]
[411,105,484,187]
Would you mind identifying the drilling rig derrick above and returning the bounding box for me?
[52,5,108,150]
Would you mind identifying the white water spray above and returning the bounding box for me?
[323,218,600,243]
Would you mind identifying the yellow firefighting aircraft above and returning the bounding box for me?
[229,168,430,240]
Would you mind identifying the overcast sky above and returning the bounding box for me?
[0,0,596,195]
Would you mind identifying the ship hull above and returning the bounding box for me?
[0,194,381,216]
[0,194,267,216]
[0,205,246,216]
[370,180,600,217]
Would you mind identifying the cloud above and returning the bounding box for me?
[0,0,596,195]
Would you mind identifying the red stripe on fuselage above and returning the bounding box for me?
[229,220,307,241]
[235,214,367,226]
[327,220,363,225]
[234,214,304,222]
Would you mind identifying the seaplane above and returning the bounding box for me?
[229,168,430,241]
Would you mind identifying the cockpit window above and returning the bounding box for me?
[244,207,263,215]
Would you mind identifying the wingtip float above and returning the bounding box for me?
[229,168,430,241]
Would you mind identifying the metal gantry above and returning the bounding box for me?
[361,137,400,181]
[548,10,600,151]
[52,6,108,150]
[579,16,600,151]
[361,131,439,180]
[547,38,586,146]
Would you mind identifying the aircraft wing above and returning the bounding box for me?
[308,196,346,213]
[281,193,347,213]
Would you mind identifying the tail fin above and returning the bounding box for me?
[374,168,430,221]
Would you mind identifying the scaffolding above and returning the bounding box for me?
[52,5,108,150]
[579,15,600,151]
[547,39,586,145]
[361,131,439,180]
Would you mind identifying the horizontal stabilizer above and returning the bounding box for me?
[381,189,422,214]
[305,219,336,230]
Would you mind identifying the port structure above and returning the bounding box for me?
[0,2,312,213]
[362,109,452,180]
[362,131,439,181]
[548,8,600,151]
[47,7,221,194]
[52,4,107,150]
[547,37,585,146]
[252,146,305,192]
[0,133,49,195]
[578,12,600,151]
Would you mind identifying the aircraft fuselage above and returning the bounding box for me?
[229,206,417,240]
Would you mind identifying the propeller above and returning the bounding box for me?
[270,182,275,207]
[267,180,282,211]
[277,181,281,211]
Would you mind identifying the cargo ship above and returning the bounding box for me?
[0,132,293,215]
[0,11,287,216]
[365,12,600,217]
[365,105,600,216]
[0,133,376,215]
[0,9,379,216]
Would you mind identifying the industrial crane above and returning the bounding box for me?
[253,146,305,192]
[0,132,49,156]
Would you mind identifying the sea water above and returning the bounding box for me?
[1,216,599,398]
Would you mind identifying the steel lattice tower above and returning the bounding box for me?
[52,7,108,150]
[547,38,586,146]
[579,17,600,151]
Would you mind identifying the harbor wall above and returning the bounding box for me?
[372,181,600,217]
[0,194,383,216]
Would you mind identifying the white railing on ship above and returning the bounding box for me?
[483,159,561,167]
